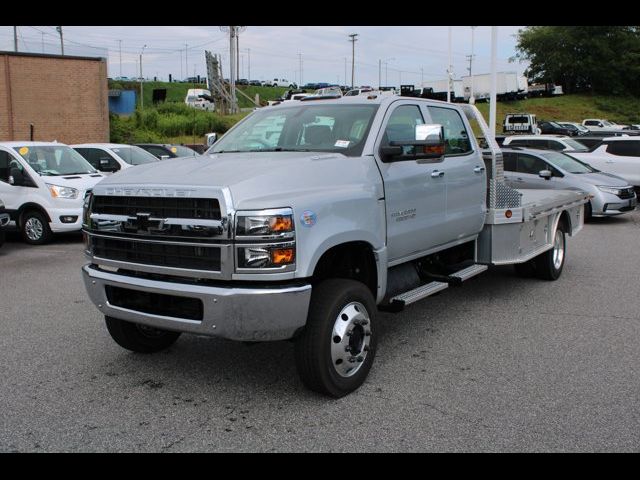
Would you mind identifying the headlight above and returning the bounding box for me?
[237,244,296,268]
[597,185,623,196]
[47,183,79,199]
[82,191,93,228]
[235,208,296,271]
[235,209,294,237]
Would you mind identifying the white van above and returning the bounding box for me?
[185,89,215,112]
[72,143,159,174]
[0,142,105,244]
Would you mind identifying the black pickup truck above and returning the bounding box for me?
[0,198,9,248]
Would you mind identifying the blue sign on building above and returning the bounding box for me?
[108,90,137,115]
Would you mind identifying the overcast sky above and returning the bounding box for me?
[2,26,528,87]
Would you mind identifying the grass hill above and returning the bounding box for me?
[108,81,640,145]
[474,94,640,132]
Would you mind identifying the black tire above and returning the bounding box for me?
[534,223,567,281]
[584,201,593,222]
[0,229,5,248]
[105,316,181,353]
[21,210,52,245]
[295,279,378,398]
[514,259,536,277]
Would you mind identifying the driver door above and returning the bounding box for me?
[374,102,447,263]
[0,148,34,214]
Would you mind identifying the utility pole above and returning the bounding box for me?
[344,58,347,88]
[118,40,122,77]
[447,26,452,103]
[348,33,358,89]
[180,49,183,81]
[378,59,381,90]
[41,32,45,54]
[421,67,424,87]
[13,26,18,52]
[490,26,498,138]
[298,53,303,86]
[140,44,146,109]
[469,26,477,104]
[56,26,64,55]
[185,43,188,80]
[247,48,251,81]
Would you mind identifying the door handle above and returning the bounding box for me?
[474,166,485,173]
[431,170,445,178]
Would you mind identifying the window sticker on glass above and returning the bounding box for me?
[19,147,29,155]
[335,140,350,148]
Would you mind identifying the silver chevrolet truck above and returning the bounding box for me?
[81,95,587,397]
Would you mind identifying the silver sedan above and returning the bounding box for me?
[502,147,637,218]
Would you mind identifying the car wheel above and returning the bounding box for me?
[105,316,181,353]
[21,210,52,245]
[584,201,593,222]
[534,222,566,281]
[294,279,377,398]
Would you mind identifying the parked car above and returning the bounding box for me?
[135,144,199,160]
[0,142,105,244]
[582,119,626,131]
[538,121,577,136]
[557,122,590,135]
[569,137,640,193]
[502,135,590,153]
[72,144,159,174]
[249,80,262,86]
[502,147,636,219]
[503,113,540,134]
[267,78,297,88]
[236,79,249,86]
[185,89,215,112]
[0,197,9,248]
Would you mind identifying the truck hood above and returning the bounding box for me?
[93,152,382,209]
[41,172,106,190]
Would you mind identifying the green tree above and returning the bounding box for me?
[515,26,640,96]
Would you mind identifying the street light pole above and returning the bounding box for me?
[56,26,64,55]
[470,26,477,104]
[14,26,18,52]
[140,44,147,110]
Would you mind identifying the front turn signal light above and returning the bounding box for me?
[271,248,295,265]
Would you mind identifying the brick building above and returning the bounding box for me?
[0,51,109,144]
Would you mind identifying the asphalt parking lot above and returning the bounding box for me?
[1,211,639,452]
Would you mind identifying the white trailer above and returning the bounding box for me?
[463,72,525,102]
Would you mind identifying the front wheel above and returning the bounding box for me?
[105,316,181,353]
[534,224,566,280]
[21,210,52,245]
[294,279,377,398]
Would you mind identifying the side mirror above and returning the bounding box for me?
[539,169,553,180]
[206,133,218,146]
[380,124,446,163]
[9,167,25,186]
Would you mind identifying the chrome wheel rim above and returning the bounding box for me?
[330,302,371,378]
[25,217,43,241]
[552,229,565,270]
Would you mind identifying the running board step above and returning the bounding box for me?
[388,264,488,310]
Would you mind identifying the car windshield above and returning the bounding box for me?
[14,145,97,176]
[111,146,159,165]
[561,139,589,151]
[541,151,596,174]
[210,103,379,157]
[171,145,198,157]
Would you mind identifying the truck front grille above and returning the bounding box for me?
[91,236,221,271]
[92,196,221,220]
[105,285,203,321]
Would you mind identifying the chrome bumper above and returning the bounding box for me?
[82,264,312,341]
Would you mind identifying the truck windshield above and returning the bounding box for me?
[111,146,159,165]
[14,145,97,176]
[541,151,596,174]
[210,103,379,157]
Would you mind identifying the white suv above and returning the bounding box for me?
[268,78,297,88]
[502,135,590,153]
[72,143,159,174]
[0,142,105,244]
